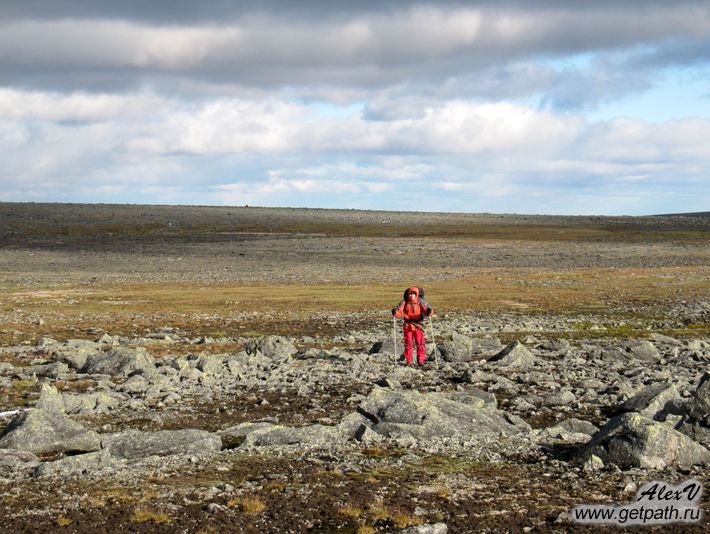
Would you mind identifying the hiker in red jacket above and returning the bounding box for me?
[392,286,433,365]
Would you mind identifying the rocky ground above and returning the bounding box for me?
[0,203,709,533]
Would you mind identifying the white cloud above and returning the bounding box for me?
[0,88,163,121]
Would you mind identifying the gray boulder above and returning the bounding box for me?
[488,341,539,368]
[685,371,710,422]
[612,383,681,420]
[536,418,598,445]
[244,335,296,360]
[116,375,151,395]
[19,362,69,379]
[437,333,474,362]
[580,413,710,470]
[624,340,661,362]
[63,391,125,414]
[369,338,398,356]
[438,334,503,362]
[102,429,222,459]
[82,347,156,377]
[0,449,40,480]
[240,424,342,449]
[35,384,65,413]
[52,339,103,371]
[0,409,101,456]
[33,449,116,478]
[356,387,521,441]
[555,418,599,435]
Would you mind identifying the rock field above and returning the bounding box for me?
[0,203,709,533]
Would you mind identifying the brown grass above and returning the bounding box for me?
[1,266,708,343]
[227,496,266,515]
[20,218,710,243]
[129,508,171,524]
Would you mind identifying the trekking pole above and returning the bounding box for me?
[429,315,439,370]
[392,315,398,365]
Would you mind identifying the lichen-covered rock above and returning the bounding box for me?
[488,341,539,368]
[612,383,681,420]
[624,340,661,362]
[580,413,710,470]
[0,449,40,480]
[356,387,521,441]
[33,449,117,478]
[35,383,65,413]
[82,347,156,377]
[0,409,101,456]
[244,335,296,360]
[102,429,222,459]
[52,339,104,371]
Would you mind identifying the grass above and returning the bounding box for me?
[55,516,73,527]
[227,496,266,515]
[129,508,171,524]
[337,505,364,519]
[16,216,710,243]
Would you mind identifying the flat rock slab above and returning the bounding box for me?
[102,429,222,459]
[0,409,101,456]
[33,449,116,478]
[357,387,521,440]
[82,347,156,377]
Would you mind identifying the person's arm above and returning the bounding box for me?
[392,300,405,318]
[421,298,433,316]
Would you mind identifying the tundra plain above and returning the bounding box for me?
[0,203,709,533]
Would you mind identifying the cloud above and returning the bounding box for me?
[1,3,709,94]
[1,2,709,214]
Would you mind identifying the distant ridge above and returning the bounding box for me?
[653,211,710,218]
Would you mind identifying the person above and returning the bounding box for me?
[391,286,433,365]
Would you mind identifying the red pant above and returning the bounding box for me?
[403,323,426,364]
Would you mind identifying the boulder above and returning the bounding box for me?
[82,347,156,377]
[0,449,40,480]
[544,390,576,407]
[536,418,598,445]
[52,339,103,371]
[244,335,296,360]
[537,339,571,354]
[611,383,681,420]
[580,413,710,470]
[116,375,151,395]
[624,340,661,362]
[0,409,101,456]
[19,362,69,379]
[437,333,474,362]
[35,383,65,413]
[63,391,125,414]
[685,371,710,422]
[356,387,521,441]
[33,449,116,478]
[240,424,343,449]
[102,429,222,459]
[369,339,398,356]
[488,341,539,368]
[195,355,228,375]
[438,334,503,362]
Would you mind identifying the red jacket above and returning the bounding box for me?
[393,286,432,324]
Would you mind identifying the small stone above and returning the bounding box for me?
[583,455,604,472]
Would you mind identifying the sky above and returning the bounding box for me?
[1,1,709,215]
